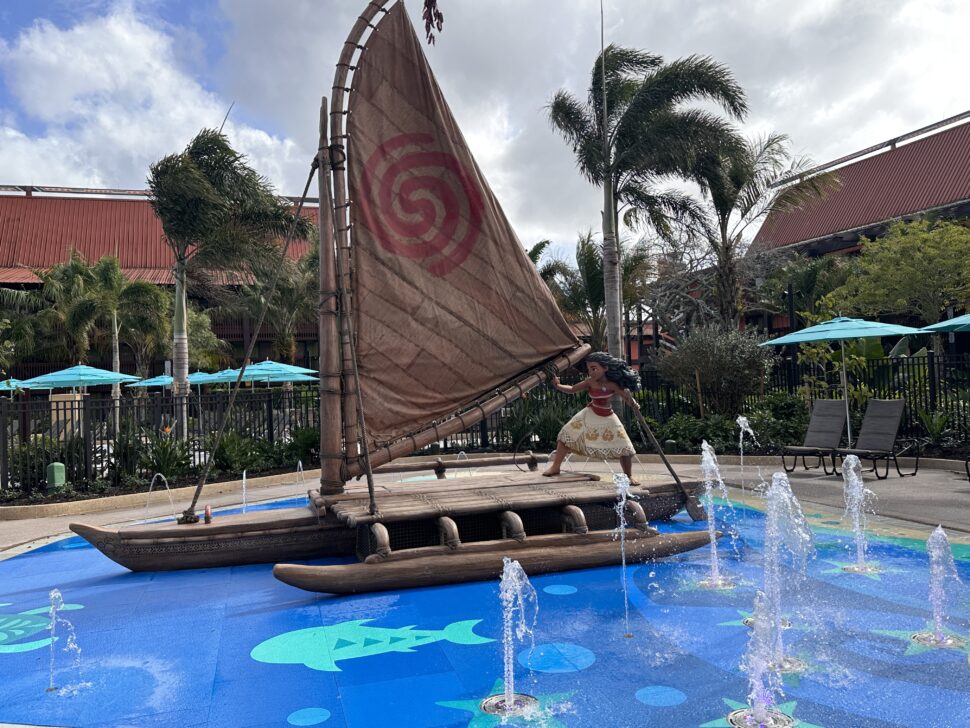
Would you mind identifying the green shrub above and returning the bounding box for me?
[743,392,810,454]
[533,394,575,450]
[655,326,776,417]
[501,397,537,449]
[659,413,736,454]
[140,430,190,480]
[110,425,143,483]
[285,427,320,465]
[212,431,262,474]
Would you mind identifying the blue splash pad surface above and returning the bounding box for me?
[1,501,969,727]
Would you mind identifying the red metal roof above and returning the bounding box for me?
[751,120,970,252]
[0,194,317,284]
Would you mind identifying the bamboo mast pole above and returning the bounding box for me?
[330,3,391,472]
[317,97,344,494]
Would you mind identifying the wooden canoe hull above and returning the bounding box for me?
[68,507,355,572]
[272,529,712,595]
[66,478,702,573]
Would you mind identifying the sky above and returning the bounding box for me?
[1,0,968,260]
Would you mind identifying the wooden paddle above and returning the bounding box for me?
[625,391,707,521]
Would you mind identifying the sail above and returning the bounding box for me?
[347,2,580,447]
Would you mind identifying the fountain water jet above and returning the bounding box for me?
[729,472,813,727]
[47,589,89,696]
[143,473,176,523]
[614,473,633,637]
[840,455,880,574]
[698,441,735,589]
[481,558,540,718]
[736,415,760,509]
[242,469,248,513]
[912,526,964,649]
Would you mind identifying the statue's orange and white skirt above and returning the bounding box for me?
[557,407,636,459]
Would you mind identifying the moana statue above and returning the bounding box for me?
[542,351,641,485]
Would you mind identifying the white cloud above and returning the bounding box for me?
[2,0,969,263]
[0,2,305,192]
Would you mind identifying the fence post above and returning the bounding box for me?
[265,395,275,444]
[927,350,937,412]
[479,419,489,449]
[0,398,8,490]
[82,398,93,484]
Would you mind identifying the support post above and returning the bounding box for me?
[317,97,345,494]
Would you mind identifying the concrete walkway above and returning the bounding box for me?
[2,454,969,558]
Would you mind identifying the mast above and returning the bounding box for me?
[330,2,393,477]
[316,97,344,494]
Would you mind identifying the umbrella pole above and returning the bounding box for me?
[841,339,852,447]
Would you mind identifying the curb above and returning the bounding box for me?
[0,469,319,521]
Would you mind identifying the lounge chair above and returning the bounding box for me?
[835,398,919,479]
[781,399,847,475]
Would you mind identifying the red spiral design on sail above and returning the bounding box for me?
[358,133,484,276]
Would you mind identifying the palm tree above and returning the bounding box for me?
[0,249,99,364]
[692,133,838,327]
[548,46,747,357]
[71,257,170,404]
[555,231,651,352]
[227,253,316,365]
[148,129,312,431]
[526,239,572,302]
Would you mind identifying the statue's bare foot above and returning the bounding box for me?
[542,468,560,477]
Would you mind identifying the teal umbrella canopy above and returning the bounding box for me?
[19,365,141,389]
[0,378,24,391]
[126,375,173,388]
[246,360,317,376]
[921,313,970,333]
[206,367,317,384]
[760,317,923,346]
[187,371,219,385]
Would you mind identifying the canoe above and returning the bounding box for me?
[69,506,355,571]
[273,528,713,594]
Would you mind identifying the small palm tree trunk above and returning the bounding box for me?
[172,261,190,437]
[112,311,121,436]
[602,180,623,358]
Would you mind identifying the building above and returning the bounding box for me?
[750,112,970,258]
[0,186,320,376]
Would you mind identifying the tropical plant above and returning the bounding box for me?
[548,45,747,356]
[147,129,312,417]
[0,249,99,363]
[692,133,838,327]
[553,231,651,351]
[226,252,316,364]
[139,430,191,480]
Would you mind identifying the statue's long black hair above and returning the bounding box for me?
[585,351,640,391]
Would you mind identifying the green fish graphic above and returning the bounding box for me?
[0,601,83,654]
[251,618,492,671]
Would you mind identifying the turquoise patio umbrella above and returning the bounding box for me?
[761,316,923,446]
[187,371,219,385]
[19,365,140,390]
[126,375,173,388]
[246,359,316,376]
[0,378,24,391]
[921,313,970,333]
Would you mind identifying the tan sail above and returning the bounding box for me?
[345,2,581,451]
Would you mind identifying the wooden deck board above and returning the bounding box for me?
[327,472,654,525]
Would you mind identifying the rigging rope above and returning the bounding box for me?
[178,160,320,523]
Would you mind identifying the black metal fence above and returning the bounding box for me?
[0,387,318,494]
[2,354,968,494]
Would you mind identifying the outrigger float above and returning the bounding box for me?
[70,0,712,593]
